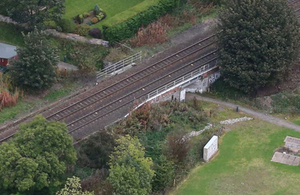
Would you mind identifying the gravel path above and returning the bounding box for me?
[186,93,300,132]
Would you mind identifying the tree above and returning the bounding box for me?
[165,131,191,164]
[9,28,59,92]
[56,177,94,195]
[151,155,175,192]
[2,0,65,29]
[218,0,300,94]
[78,131,116,169]
[108,135,154,195]
[0,115,76,193]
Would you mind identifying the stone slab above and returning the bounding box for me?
[271,152,300,166]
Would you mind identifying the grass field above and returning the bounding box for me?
[0,22,24,46]
[64,0,159,28]
[172,119,300,195]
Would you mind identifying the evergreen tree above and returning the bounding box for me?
[218,0,300,94]
[10,28,59,93]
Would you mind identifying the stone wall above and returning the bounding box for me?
[45,29,109,47]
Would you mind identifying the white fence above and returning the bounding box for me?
[97,51,142,80]
[147,62,217,100]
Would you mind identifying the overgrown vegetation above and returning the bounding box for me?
[270,92,300,114]
[218,0,300,94]
[103,0,181,42]
[76,100,225,194]
[0,73,19,111]
[1,0,65,30]
[128,0,218,51]
[48,36,109,71]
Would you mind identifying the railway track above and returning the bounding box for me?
[0,33,218,143]
[45,33,217,122]
[67,50,218,134]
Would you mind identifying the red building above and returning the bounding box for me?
[0,43,17,66]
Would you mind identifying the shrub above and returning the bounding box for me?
[94,4,101,15]
[77,131,116,169]
[130,21,169,46]
[164,131,191,164]
[43,20,56,29]
[103,0,180,42]
[83,12,90,18]
[90,17,99,24]
[58,18,76,33]
[75,14,84,24]
[152,155,175,192]
[89,28,102,39]
[74,24,91,36]
[96,12,106,21]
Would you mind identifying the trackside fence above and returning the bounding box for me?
[97,51,142,80]
[147,63,217,100]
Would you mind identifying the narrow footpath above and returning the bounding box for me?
[186,93,300,132]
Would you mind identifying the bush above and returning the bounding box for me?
[75,14,84,24]
[96,12,106,21]
[77,131,116,169]
[74,24,91,36]
[152,155,175,192]
[58,18,76,33]
[89,28,102,39]
[164,131,191,164]
[130,21,169,46]
[94,4,101,15]
[83,12,90,18]
[91,17,99,24]
[44,20,57,29]
[103,0,180,42]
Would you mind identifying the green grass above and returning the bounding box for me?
[43,88,72,101]
[64,0,159,28]
[172,120,300,195]
[0,22,24,46]
[0,101,37,123]
[293,120,300,126]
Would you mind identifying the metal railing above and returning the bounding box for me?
[147,62,218,100]
[97,51,142,80]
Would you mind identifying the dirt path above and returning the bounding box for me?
[186,93,300,132]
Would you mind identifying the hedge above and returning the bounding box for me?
[103,0,180,42]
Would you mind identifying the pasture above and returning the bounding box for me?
[64,0,160,28]
[172,119,300,195]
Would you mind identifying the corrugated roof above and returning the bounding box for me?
[0,43,17,59]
